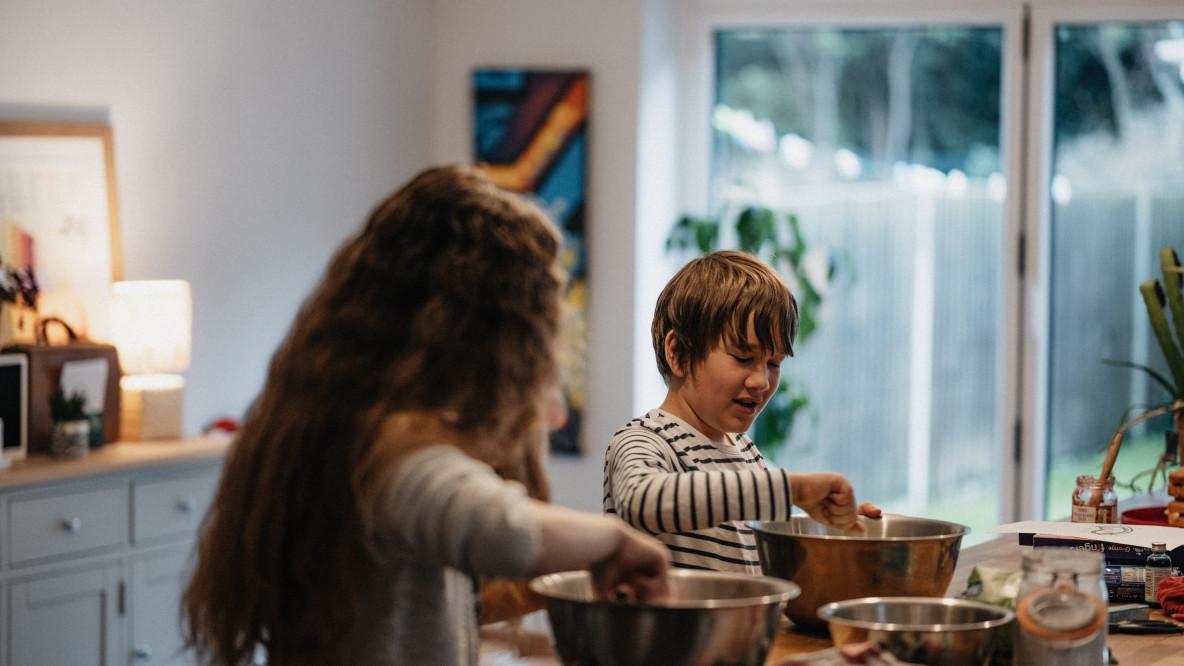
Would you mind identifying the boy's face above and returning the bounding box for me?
[662,317,786,444]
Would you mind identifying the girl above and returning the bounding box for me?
[183,166,669,665]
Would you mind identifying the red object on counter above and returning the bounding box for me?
[1158,576,1184,617]
[203,417,240,435]
[1122,506,1173,526]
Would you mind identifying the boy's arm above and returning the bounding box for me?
[606,431,793,534]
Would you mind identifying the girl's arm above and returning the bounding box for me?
[531,501,670,602]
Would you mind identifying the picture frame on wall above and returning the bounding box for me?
[472,68,589,455]
[0,352,28,461]
[0,120,124,344]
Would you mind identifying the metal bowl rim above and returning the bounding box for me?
[529,569,802,609]
[747,514,971,542]
[817,596,1016,631]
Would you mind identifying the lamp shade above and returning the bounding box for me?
[109,280,192,376]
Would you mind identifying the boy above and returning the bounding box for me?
[604,250,878,574]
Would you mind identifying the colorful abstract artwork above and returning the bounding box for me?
[473,69,588,455]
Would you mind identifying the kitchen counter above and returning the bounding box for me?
[481,525,1184,665]
[0,435,232,489]
[767,515,1184,665]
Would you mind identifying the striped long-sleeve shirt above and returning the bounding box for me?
[602,409,793,574]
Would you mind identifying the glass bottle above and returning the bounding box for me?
[1016,549,1108,664]
[1071,475,1116,524]
[1145,542,1173,607]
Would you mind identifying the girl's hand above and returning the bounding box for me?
[590,525,670,603]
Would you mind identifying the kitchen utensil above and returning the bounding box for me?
[748,514,969,632]
[818,596,1014,666]
[529,568,799,666]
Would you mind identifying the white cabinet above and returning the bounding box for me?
[129,548,197,665]
[8,563,123,666]
[0,438,228,666]
[8,482,127,566]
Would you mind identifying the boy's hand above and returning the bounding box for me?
[858,501,883,519]
[789,472,874,533]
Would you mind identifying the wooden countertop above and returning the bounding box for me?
[0,435,232,489]
[766,528,1184,665]
[481,526,1184,665]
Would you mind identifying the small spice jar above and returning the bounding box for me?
[1071,475,1116,524]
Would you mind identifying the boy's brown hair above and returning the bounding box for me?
[652,250,798,383]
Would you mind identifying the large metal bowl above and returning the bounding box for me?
[818,597,1015,666]
[748,514,969,631]
[528,569,800,666]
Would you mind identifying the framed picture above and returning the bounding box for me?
[473,68,588,455]
[0,120,123,343]
[0,352,28,460]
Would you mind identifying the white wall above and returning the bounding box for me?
[0,0,435,438]
[432,0,658,512]
[2,0,673,516]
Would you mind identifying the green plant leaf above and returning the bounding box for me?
[736,206,776,255]
[1102,358,1179,398]
[1161,247,1184,356]
[49,388,87,422]
[1140,278,1184,396]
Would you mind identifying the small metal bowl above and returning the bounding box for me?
[748,514,969,631]
[818,596,1015,666]
[529,569,800,666]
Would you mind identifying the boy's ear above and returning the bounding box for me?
[664,330,687,378]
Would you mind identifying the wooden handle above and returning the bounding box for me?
[1089,431,1123,506]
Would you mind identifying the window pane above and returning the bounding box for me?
[711,27,1006,545]
[1045,21,1184,519]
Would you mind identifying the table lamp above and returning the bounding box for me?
[109,280,191,441]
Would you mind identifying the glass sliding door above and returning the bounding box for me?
[1030,9,1184,520]
[668,2,1182,537]
[702,19,1019,545]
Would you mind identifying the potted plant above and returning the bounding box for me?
[49,387,89,459]
[1092,246,1184,504]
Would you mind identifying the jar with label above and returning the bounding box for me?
[1016,549,1108,664]
[1071,475,1116,524]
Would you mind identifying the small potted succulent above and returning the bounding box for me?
[49,388,89,459]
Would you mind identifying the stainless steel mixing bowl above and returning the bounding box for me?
[818,596,1015,666]
[748,514,969,632]
[528,569,800,666]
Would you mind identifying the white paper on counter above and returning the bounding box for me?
[989,521,1184,550]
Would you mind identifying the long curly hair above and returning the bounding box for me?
[182,166,563,665]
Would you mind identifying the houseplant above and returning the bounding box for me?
[666,205,848,460]
[49,387,89,459]
[1094,246,1184,499]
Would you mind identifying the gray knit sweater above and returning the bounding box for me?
[347,445,540,665]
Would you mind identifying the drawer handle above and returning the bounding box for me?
[177,498,195,514]
[134,644,153,661]
[60,516,82,534]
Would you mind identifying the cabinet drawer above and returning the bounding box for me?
[8,483,127,565]
[132,468,217,544]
